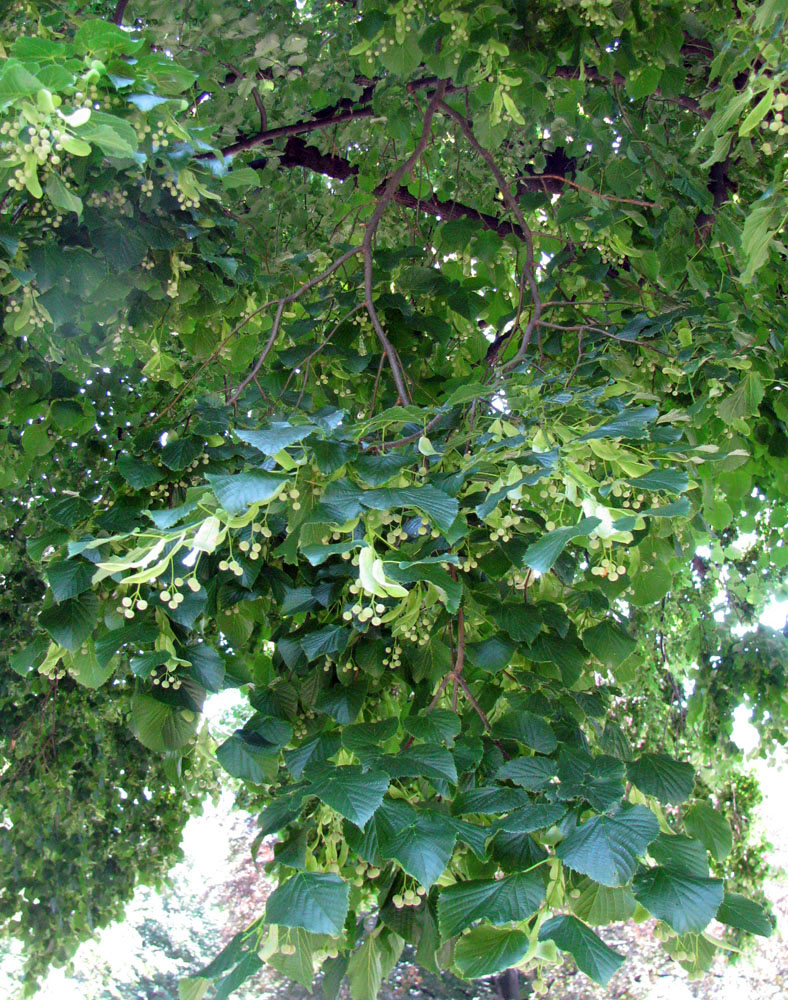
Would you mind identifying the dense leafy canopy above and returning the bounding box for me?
[2,0,787,996]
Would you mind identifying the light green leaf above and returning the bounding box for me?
[207,470,288,513]
[347,933,383,1000]
[570,878,637,925]
[453,926,529,979]
[131,691,199,751]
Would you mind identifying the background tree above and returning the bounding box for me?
[1,0,786,997]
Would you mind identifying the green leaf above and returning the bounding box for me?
[557,749,626,811]
[629,562,673,605]
[377,806,456,888]
[206,471,287,513]
[627,65,661,99]
[39,591,99,650]
[570,879,637,925]
[682,802,733,861]
[236,423,315,455]
[304,763,389,828]
[717,373,765,423]
[69,641,115,688]
[131,690,199,751]
[522,518,601,574]
[45,558,94,602]
[526,633,587,686]
[538,915,625,985]
[321,954,349,1000]
[403,708,460,746]
[581,406,657,440]
[649,833,710,877]
[216,733,278,783]
[161,436,203,471]
[117,455,164,489]
[301,625,351,661]
[45,174,83,217]
[9,636,50,676]
[492,604,543,643]
[632,867,723,934]
[495,755,557,791]
[368,485,459,534]
[453,926,528,979]
[498,802,567,834]
[347,932,383,1000]
[183,644,226,692]
[556,804,660,886]
[342,718,398,756]
[454,785,530,815]
[317,682,367,723]
[438,870,545,939]
[626,468,688,493]
[380,744,458,785]
[582,620,636,670]
[266,872,349,935]
[74,111,139,157]
[465,634,518,673]
[627,752,695,804]
[492,711,557,754]
[74,19,144,55]
[716,892,772,937]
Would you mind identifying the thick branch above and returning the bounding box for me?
[112,0,130,25]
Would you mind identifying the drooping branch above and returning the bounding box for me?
[438,99,542,369]
[361,79,448,405]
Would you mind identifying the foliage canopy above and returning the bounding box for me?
[2,0,788,996]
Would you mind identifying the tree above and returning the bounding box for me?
[1,0,786,996]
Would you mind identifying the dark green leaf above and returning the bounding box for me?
[304,763,389,828]
[556,804,660,887]
[539,915,625,985]
[39,592,99,650]
[438,870,545,939]
[627,752,695,804]
[633,867,723,934]
[266,872,349,935]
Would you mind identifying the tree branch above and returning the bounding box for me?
[112,0,130,25]
[361,79,447,405]
[437,99,542,370]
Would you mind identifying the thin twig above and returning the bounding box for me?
[227,247,362,405]
[437,99,541,370]
[518,173,660,209]
[362,80,447,404]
